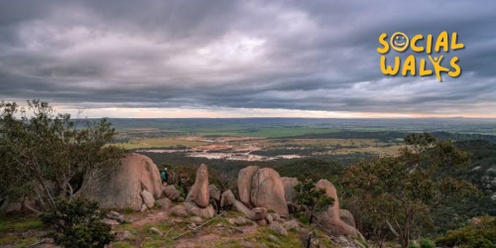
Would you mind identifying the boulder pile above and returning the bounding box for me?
[184,164,215,218]
[77,153,163,211]
[75,153,361,239]
[237,166,289,217]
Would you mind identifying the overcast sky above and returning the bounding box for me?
[1,0,495,118]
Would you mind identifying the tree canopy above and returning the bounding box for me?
[340,133,477,248]
[0,100,123,212]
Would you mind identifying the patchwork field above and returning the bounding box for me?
[116,137,208,150]
[108,118,496,169]
[113,131,406,165]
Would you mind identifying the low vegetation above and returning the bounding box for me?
[294,179,334,224]
[41,198,113,248]
[436,216,496,248]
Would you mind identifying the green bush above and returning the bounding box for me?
[293,212,310,225]
[294,179,334,224]
[408,241,419,248]
[420,238,435,248]
[436,216,496,248]
[408,239,434,248]
[40,197,114,248]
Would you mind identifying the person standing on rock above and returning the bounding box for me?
[161,168,168,186]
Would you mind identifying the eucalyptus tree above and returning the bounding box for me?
[0,100,123,212]
[341,133,476,248]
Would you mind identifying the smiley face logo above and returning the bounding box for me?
[390,32,409,52]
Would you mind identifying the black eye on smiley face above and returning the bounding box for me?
[390,32,409,52]
[395,36,406,45]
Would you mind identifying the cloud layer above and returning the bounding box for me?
[1,0,495,117]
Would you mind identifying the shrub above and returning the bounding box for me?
[408,241,419,248]
[40,197,114,248]
[294,212,310,225]
[419,238,435,248]
[436,216,496,248]
[294,179,334,224]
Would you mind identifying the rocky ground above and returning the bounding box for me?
[109,206,367,248]
[0,153,368,247]
[0,207,365,248]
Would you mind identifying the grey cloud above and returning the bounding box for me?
[0,0,495,115]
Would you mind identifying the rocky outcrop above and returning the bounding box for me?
[220,190,235,207]
[170,204,189,217]
[233,200,268,221]
[209,184,221,202]
[106,211,126,223]
[234,200,253,219]
[236,166,289,217]
[250,168,289,216]
[238,166,260,208]
[186,164,210,208]
[228,216,251,226]
[257,219,268,226]
[314,179,361,238]
[77,153,162,210]
[269,222,288,236]
[281,177,299,203]
[315,179,340,215]
[184,201,215,218]
[155,198,172,210]
[283,219,301,232]
[251,207,268,220]
[141,190,155,209]
[101,218,120,227]
[339,209,356,228]
[185,164,215,218]
[164,185,182,201]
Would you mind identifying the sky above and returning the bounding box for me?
[0,0,495,118]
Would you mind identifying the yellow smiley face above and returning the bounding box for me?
[390,32,409,52]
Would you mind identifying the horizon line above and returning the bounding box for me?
[76,116,496,120]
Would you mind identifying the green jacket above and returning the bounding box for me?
[160,170,168,181]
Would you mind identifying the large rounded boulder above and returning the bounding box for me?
[77,153,162,211]
[314,179,361,238]
[281,177,299,203]
[186,164,210,208]
[238,166,260,208]
[250,168,289,216]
